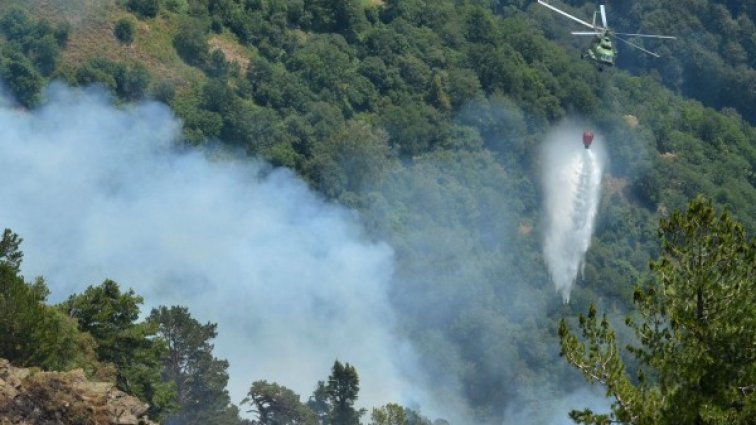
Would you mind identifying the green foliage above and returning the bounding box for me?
[0,8,34,41]
[165,0,189,14]
[148,305,242,425]
[326,361,365,425]
[370,404,407,425]
[6,1,756,422]
[560,196,756,425]
[0,46,44,107]
[0,8,66,78]
[173,22,209,67]
[243,380,317,425]
[61,280,175,419]
[75,57,150,101]
[114,18,135,44]
[152,79,176,103]
[307,381,330,425]
[369,404,432,425]
[605,2,756,123]
[0,228,23,272]
[0,230,102,375]
[208,49,229,78]
[307,120,393,199]
[128,0,161,18]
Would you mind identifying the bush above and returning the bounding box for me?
[0,49,44,107]
[151,80,175,103]
[118,63,151,101]
[164,0,188,13]
[75,58,151,101]
[114,18,135,44]
[127,0,160,18]
[173,24,209,67]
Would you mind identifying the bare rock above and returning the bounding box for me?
[0,358,157,425]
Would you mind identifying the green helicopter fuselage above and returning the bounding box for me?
[584,35,616,66]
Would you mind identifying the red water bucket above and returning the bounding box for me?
[582,131,594,149]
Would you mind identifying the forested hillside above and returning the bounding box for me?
[0,1,754,424]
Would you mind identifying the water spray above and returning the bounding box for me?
[542,123,605,302]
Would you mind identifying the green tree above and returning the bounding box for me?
[148,305,242,425]
[208,49,229,78]
[559,196,756,425]
[307,120,393,199]
[369,403,433,425]
[174,23,209,67]
[326,361,364,425]
[370,404,407,425]
[0,228,23,271]
[25,34,60,77]
[0,8,34,41]
[75,57,150,101]
[0,48,44,107]
[128,0,160,18]
[115,18,136,44]
[118,62,151,101]
[243,380,318,425]
[61,280,174,419]
[307,381,330,425]
[0,229,102,374]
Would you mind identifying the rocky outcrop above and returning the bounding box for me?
[0,358,157,425]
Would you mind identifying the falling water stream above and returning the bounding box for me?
[542,128,604,302]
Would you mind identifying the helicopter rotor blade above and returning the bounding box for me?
[614,32,676,39]
[614,35,661,57]
[537,1,598,30]
[600,4,608,29]
[571,32,602,36]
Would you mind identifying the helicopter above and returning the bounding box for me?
[537,1,675,70]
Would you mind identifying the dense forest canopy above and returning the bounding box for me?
[0,0,754,424]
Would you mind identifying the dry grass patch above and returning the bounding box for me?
[1,0,114,26]
[518,222,533,236]
[209,35,251,74]
[58,10,205,91]
[604,175,629,198]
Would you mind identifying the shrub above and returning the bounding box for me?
[173,24,209,67]
[127,0,160,18]
[114,18,135,44]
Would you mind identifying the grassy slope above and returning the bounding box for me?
[1,0,208,97]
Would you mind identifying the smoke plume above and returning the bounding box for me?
[0,82,427,411]
[542,122,606,302]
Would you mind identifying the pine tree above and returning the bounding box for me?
[243,380,317,425]
[0,228,23,271]
[559,196,756,425]
[0,229,101,374]
[149,305,243,425]
[326,361,365,425]
[62,280,175,419]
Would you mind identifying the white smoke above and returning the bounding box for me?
[503,387,610,425]
[0,82,428,411]
[542,122,605,302]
